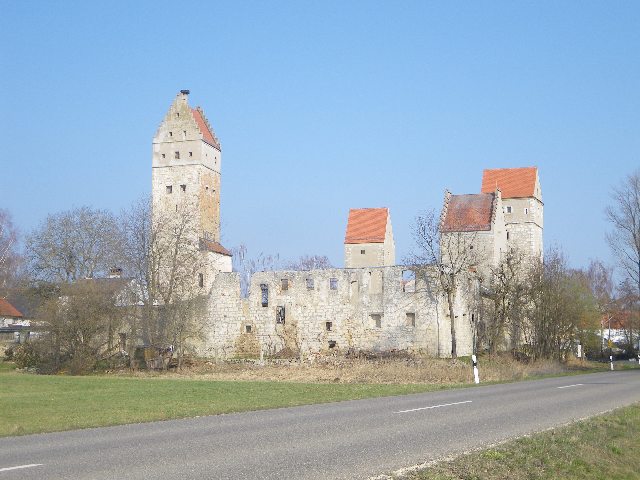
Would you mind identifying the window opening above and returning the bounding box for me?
[506,231,510,240]
[406,312,416,327]
[402,270,416,293]
[245,325,252,333]
[198,273,204,288]
[328,340,336,349]
[524,208,529,215]
[161,153,166,159]
[260,284,268,307]
[329,278,338,290]
[281,278,289,291]
[370,313,382,328]
[505,206,512,214]
[276,306,285,324]
[189,151,193,157]
[306,278,314,290]
[326,321,332,331]
[166,185,173,194]
[169,131,173,137]
[180,184,186,192]
[360,249,366,255]
[174,151,180,159]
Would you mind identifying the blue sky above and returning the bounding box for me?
[1,1,638,269]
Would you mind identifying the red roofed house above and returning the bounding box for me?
[440,189,506,270]
[0,298,24,327]
[152,91,232,291]
[344,208,395,268]
[481,167,543,260]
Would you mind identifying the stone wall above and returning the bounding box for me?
[199,266,477,359]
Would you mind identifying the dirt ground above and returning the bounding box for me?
[114,354,596,384]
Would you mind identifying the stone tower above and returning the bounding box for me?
[344,208,395,268]
[481,167,543,261]
[152,90,231,278]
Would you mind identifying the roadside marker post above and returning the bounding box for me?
[610,355,614,371]
[472,354,480,384]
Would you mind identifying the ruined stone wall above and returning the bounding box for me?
[200,266,477,359]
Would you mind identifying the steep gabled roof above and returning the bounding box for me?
[441,193,494,233]
[191,107,221,150]
[481,167,538,199]
[344,208,389,244]
[0,298,23,318]
[199,238,232,257]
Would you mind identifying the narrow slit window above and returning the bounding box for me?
[260,284,268,307]
[198,273,204,288]
[325,321,332,331]
[276,306,285,324]
[169,131,173,137]
[189,151,193,157]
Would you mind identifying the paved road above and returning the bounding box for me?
[1,370,639,479]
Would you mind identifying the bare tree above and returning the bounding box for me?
[231,244,281,298]
[285,254,333,271]
[606,169,640,297]
[25,206,122,283]
[483,249,527,354]
[120,197,208,368]
[409,209,483,358]
[586,259,615,357]
[0,209,21,295]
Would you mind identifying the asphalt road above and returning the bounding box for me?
[1,370,639,479]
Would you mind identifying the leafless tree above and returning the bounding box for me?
[25,206,122,283]
[408,209,483,359]
[0,209,21,295]
[606,169,640,298]
[586,259,615,356]
[231,244,281,298]
[483,249,527,354]
[285,254,333,271]
[120,197,208,369]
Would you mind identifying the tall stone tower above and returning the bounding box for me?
[152,90,232,278]
[481,167,543,261]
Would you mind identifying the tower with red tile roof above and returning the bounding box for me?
[152,91,232,281]
[344,208,395,268]
[481,167,543,260]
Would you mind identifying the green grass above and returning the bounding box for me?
[0,361,450,437]
[410,403,640,480]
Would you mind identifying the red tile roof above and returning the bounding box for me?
[199,238,232,257]
[0,298,23,318]
[481,167,537,198]
[344,208,388,244]
[192,107,221,150]
[442,193,494,232]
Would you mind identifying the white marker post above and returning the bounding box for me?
[610,355,614,371]
[637,353,639,366]
[472,354,480,384]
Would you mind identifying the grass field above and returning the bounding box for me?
[408,403,640,480]
[0,360,451,437]
[1,358,636,438]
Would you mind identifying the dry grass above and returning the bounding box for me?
[110,354,603,385]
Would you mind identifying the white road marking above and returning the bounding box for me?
[0,464,43,472]
[394,400,472,414]
[557,383,584,389]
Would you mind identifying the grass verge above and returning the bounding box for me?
[0,360,450,437]
[408,403,640,480]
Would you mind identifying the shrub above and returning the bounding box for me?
[12,343,41,369]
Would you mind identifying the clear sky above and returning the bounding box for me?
[1,1,638,269]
